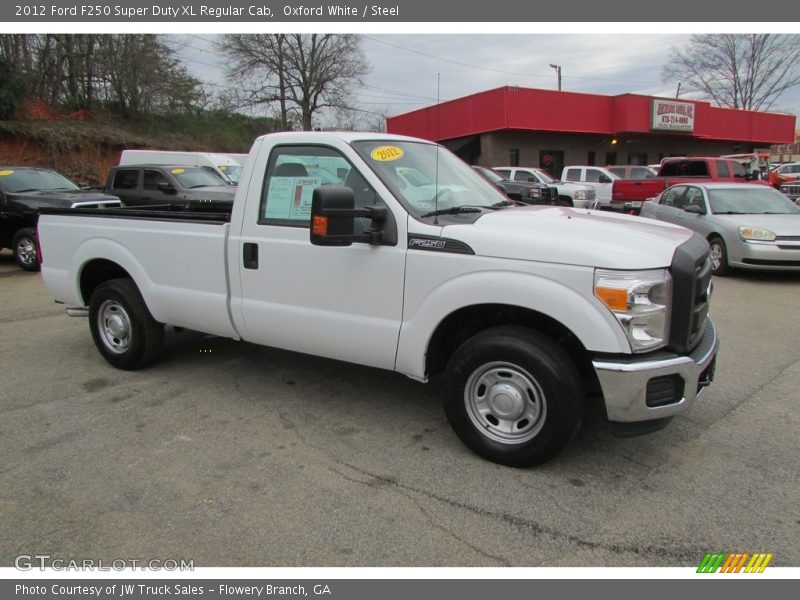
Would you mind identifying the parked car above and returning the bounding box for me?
[561,166,619,209]
[0,166,120,270]
[119,150,242,184]
[492,166,595,208]
[471,166,560,205]
[640,182,800,276]
[606,165,657,180]
[105,164,235,210]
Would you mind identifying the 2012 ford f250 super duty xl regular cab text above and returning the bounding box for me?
[37,132,719,467]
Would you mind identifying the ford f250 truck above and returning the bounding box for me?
[611,157,766,213]
[37,132,719,467]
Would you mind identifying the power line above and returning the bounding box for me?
[362,35,662,86]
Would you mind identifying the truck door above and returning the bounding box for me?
[234,144,406,371]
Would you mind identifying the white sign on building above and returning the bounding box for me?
[651,99,696,132]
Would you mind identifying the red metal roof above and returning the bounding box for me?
[386,86,796,145]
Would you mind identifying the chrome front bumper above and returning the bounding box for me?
[592,318,719,423]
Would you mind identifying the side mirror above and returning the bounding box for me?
[599,174,612,184]
[310,185,388,247]
[684,204,706,215]
[157,181,176,194]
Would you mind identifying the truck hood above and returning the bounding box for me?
[443,206,694,270]
[6,190,121,210]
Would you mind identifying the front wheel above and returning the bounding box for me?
[89,278,164,370]
[444,326,583,467]
[12,228,40,272]
[708,236,731,276]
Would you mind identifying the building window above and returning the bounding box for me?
[628,152,647,165]
[509,149,520,167]
[587,151,596,166]
[605,152,617,166]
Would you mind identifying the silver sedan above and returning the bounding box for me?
[640,183,800,276]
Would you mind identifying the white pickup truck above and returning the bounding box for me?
[38,132,719,467]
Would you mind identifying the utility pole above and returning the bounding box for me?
[676,82,682,98]
[549,64,562,91]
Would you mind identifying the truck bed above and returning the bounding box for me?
[37,207,238,339]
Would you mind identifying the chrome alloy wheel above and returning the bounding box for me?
[15,236,36,267]
[97,300,132,354]
[464,361,547,444]
[709,242,723,271]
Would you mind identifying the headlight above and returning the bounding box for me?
[739,226,776,242]
[528,188,542,198]
[594,269,672,352]
[574,189,588,200]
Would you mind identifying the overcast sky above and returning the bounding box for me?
[175,34,800,124]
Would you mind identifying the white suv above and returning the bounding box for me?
[493,167,595,209]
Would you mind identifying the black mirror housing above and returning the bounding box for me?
[157,181,176,194]
[311,186,356,246]
[310,185,394,247]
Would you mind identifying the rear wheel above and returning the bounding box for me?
[89,278,164,370]
[444,326,583,467]
[708,236,731,276]
[12,228,39,272]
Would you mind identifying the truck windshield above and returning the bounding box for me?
[532,169,556,183]
[708,187,800,214]
[351,140,507,219]
[171,167,228,188]
[219,164,242,184]
[0,168,79,193]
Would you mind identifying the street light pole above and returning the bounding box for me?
[549,64,562,91]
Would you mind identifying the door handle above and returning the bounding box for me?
[243,243,259,269]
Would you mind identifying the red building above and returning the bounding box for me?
[386,86,797,176]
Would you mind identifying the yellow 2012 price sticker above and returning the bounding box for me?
[370,146,404,162]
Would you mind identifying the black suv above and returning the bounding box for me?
[472,166,562,206]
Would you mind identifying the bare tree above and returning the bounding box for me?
[662,34,800,111]
[219,34,369,130]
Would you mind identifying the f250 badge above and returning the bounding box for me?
[409,238,447,249]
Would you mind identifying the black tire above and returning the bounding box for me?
[557,195,574,207]
[708,236,731,277]
[444,326,583,467]
[12,228,40,272]
[88,278,164,370]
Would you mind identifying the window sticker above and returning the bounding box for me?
[370,146,404,162]
[0,170,15,176]
[264,176,321,220]
[219,165,227,171]
[171,168,185,174]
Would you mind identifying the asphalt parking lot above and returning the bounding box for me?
[1,249,798,568]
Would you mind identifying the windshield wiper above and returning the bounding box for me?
[421,205,485,218]
[491,200,515,208]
